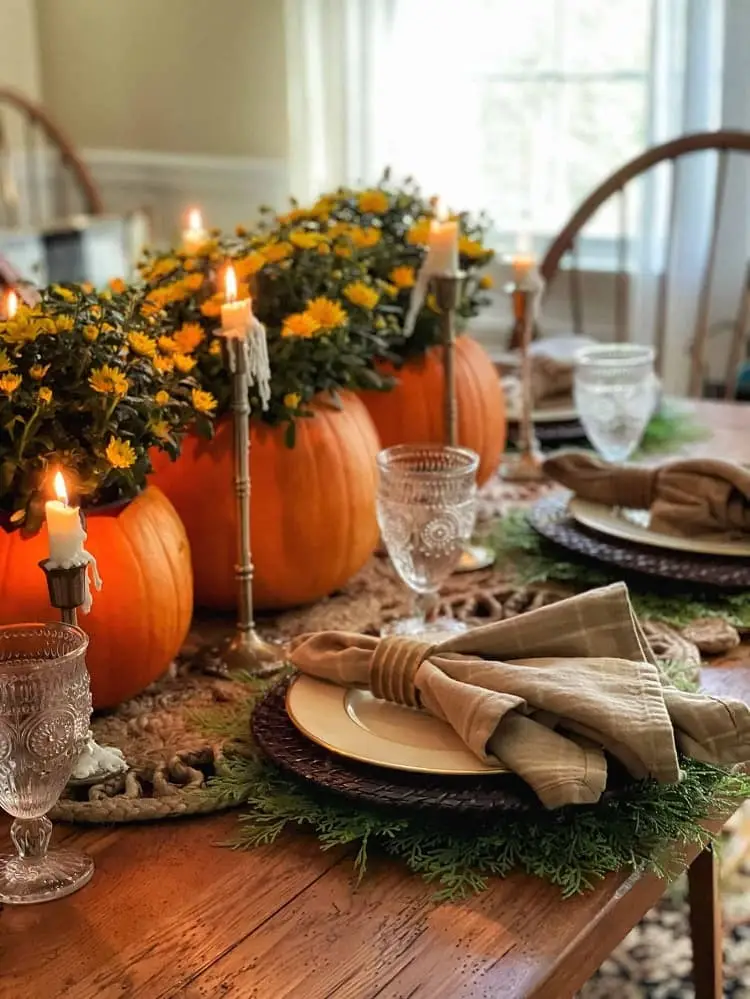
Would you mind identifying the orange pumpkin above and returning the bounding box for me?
[151,390,381,611]
[360,335,506,486]
[0,486,193,709]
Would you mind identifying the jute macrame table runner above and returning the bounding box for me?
[52,479,742,825]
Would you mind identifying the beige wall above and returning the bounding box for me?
[1,0,41,97]
[35,0,287,158]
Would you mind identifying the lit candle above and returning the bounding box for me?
[221,264,253,338]
[45,471,86,566]
[182,207,208,253]
[2,289,18,320]
[427,201,459,275]
[510,231,541,287]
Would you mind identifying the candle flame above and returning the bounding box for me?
[187,207,203,232]
[224,264,238,303]
[5,289,18,319]
[53,470,68,505]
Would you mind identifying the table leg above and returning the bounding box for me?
[687,845,723,999]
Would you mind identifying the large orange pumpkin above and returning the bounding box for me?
[0,486,192,710]
[151,390,381,611]
[360,335,505,486]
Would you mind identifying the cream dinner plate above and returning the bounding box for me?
[286,674,508,775]
[568,497,750,558]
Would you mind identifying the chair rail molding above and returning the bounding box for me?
[82,148,289,244]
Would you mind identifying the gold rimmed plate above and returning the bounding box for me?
[286,674,508,775]
[569,497,750,558]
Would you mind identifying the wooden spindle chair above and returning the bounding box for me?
[540,130,750,399]
[0,87,103,229]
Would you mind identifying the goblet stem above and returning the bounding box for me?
[10,816,52,861]
[414,592,439,624]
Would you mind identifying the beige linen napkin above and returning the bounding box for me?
[544,452,750,541]
[289,583,750,809]
[530,354,573,408]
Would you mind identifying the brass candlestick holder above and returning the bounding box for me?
[431,272,494,574]
[39,558,128,784]
[216,335,280,676]
[502,271,545,482]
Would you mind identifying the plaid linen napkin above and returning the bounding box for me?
[544,452,750,541]
[289,584,750,809]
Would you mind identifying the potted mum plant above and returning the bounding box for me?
[269,175,506,485]
[140,222,398,611]
[0,284,213,707]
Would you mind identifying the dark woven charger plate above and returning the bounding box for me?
[530,493,750,589]
[251,678,637,817]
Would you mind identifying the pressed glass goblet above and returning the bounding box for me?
[574,344,658,462]
[377,444,479,639]
[0,623,93,904]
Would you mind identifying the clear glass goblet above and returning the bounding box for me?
[377,443,479,639]
[574,344,658,462]
[0,623,93,904]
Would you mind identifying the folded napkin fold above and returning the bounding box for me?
[529,353,574,408]
[289,584,750,809]
[544,452,750,541]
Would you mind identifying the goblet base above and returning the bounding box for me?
[381,616,469,642]
[0,848,94,904]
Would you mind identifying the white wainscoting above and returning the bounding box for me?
[83,148,290,246]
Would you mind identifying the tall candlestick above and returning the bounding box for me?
[428,202,459,275]
[182,207,208,254]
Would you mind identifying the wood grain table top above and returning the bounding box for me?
[1,399,749,999]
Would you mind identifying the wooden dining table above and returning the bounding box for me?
[1,399,749,999]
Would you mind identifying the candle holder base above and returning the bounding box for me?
[502,449,546,482]
[456,543,495,573]
[214,628,284,678]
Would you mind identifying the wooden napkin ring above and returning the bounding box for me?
[370,637,435,708]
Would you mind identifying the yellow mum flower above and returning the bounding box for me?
[52,285,76,302]
[183,257,197,272]
[153,355,175,375]
[55,315,75,333]
[158,335,178,355]
[283,392,301,409]
[334,244,352,258]
[390,265,416,290]
[155,390,170,406]
[262,241,293,263]
[173,323,204,353]
[458,236,487,259]
[343,282,379,310]
[0,350,14,373]
[191,388,217,414]
[200,296,223,319]
[149,419,170,440]
[0,373,22,395]
[304,297,348,330]
[234,252,266,280]
[182,273,204,293]
[350,226,381,249]
[105,436,137,469]
[89,364,129,396]
[147,257,180,280]
[406,219,432,245]
[290,230,327,250]
[83,324,99,343]
[479,274,494,290]
[174,353,196,374]
[380,282,398,298]
[282,313,320,339]
[358,190,389,214]
[128,332,157,358]
[38,386,52,405]
[317,243,330,255]
[29,364,50,380]
[81,281,94,294]
[90,305,102,318]
[109,277,126,295]
[209,339,222,356]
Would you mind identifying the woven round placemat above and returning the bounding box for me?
[252,678,644,816]
[529,493,750,589]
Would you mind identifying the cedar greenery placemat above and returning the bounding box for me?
[206,666,750,901]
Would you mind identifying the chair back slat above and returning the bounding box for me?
[654,159,679,375]
[541,131,750,398]
[725,261,750,400]
[615,186,629,342]
[688,148,729,397]
[568,238,584,335]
